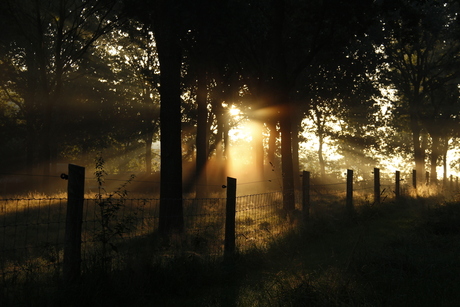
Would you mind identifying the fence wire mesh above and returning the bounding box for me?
[1,198,66,266]
[236,191,294,251]
[3,171,454,288]
[2,169,460,306]
[0,190,298,281]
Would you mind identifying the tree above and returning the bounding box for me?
[296,38,381,179]
[110,22,161,175]
[153,1,185,233]
[230,0,378,211]
[379,0,460,182]
[0,0,120,191]
[126,0,189,233]
[182,0,234,198]
[305,102,335,178]
[424,82,460,183]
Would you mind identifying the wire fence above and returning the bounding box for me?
[1,168,459,294]
[0,186,390,283]
[309,181,393,195]
[0,190,299,281]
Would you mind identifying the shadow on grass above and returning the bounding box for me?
[4,195,460,306]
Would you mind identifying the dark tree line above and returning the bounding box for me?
[0,0,459,233]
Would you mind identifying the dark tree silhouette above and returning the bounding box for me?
[0,0,120,192]
[228,0,378,211]
[379,0,460,182]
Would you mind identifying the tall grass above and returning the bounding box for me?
[2,187,460,306]
[0,188,298,305]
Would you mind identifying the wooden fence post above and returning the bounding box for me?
[412,170,417,190]
[63,164,85,284]
[426,171,430,185]
[302,171,310,222]
[224,177,237,261]
[374,168,380,205]
[346,169,353,215]
[395,170,400,199]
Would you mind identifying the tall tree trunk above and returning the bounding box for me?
[441,137,448,184]
[145,132,153,174]
[223,111,230,162]
[291,118,301,190]
[24,47,38,174]
[210,108,229,191]
[279,103,295,212]
[421,130,429,179]
[315,111,327,179]
[143,85,156,175]
[154,1,184,234]
[195,66,208,198]
[318,133,326,178]
[213,104,226,186]
[252,121,264,180]
[430,134,440,185]
[267,120,279,170]
[25,117,36,172]
[41,111,52,193]
[409,113,425,183]
[25,117,37,192]
[273,0,295,212]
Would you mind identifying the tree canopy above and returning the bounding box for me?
[1,0,460,228]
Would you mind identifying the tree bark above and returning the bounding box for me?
[441,137,448,183]
[318,133,326,178]
[291,117,301,190]
[252,121,265,180]
[273,0,295,212]
[145,131,153,174]
[195,65,208,198]
[154,0,184,234]
[429,134,440,185]
[409,110,425,183]
[267,120,279,170]
[279,103,295,212]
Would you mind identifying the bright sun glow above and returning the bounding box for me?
[229,106,240,117]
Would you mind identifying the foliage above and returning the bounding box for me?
[93,155,137,271]
[0,0,460,193]
[378,0,460,178]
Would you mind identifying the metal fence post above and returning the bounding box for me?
[224,177,237,261]
[302,171,310,222]
[63,164,85,284]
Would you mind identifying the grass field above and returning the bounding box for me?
[141,195,460,307]
[2,189,460,306]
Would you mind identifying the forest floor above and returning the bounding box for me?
[7,195,460,306]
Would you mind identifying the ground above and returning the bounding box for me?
[5,196,460,306]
